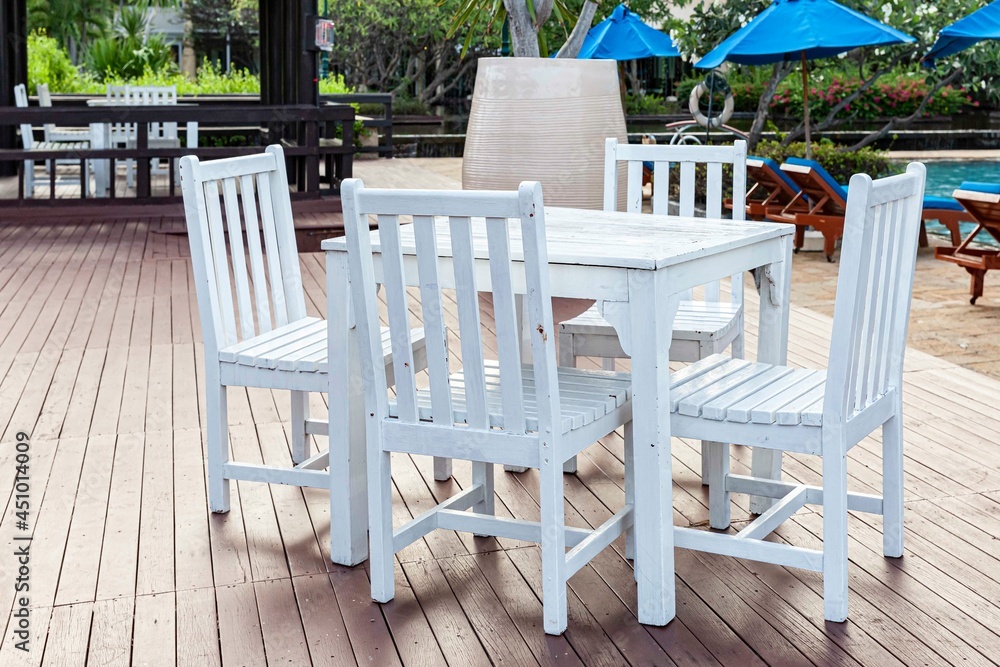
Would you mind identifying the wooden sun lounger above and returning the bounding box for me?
[935,185,1000,304]
[775,159,971,261]
[726,156,810,220]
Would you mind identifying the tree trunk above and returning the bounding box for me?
[504,0,540,57]
[555,1,598,58]
[748,61,795,151]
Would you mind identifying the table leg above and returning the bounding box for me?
[749,235,794,514]
[327,250,368,565]
[628,268,678,626]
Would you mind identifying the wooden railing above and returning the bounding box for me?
[320,93,393,158]
[0,104,355,207]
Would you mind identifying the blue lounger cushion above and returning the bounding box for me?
[783,157,849,201]
[749,156,802,194]
[923,195,964,211]
[959,181,1000,195]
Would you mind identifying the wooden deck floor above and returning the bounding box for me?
[2,170,1000,665]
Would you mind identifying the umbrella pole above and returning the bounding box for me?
[801,51,811,160]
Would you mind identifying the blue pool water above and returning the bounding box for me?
[921,160,999,246]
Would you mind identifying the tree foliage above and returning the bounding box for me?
[183,0,259,72]
[327,0,497,106]
[669,0,1000,149]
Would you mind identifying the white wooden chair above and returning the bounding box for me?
[125,85,197,187]
[558,138,747,479]
[179,144,431,565]
[14,84,89,198]
[669,163,926,622]
[342,179,635,635]
[37,83,90,142]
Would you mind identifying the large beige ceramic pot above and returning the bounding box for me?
[463,57,627,211]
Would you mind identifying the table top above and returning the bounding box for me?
[322,206,794,270]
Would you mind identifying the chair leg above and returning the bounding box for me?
[823,437,850,622]
[206,381,231,513]
[706,441,731,530]
[557,334,581,474]
[369,437,395,603]
[882,411,904,558]
[540,445,568,635]
[433,456,453,481]
[624,421,635,563]
[290,391,309,464]
[472,461,495,536]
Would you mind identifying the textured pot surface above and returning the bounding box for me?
[463,57,627,211]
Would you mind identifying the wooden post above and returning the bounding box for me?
[801,51,811,161]
[0,0,28,177]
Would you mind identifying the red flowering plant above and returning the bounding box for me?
[769,75,972,120]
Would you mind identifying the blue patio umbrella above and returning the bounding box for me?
[577,4,680,60]
[923,1,1000,66]
[695,0,914,158]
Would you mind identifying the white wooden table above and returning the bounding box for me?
[322,206,794,626]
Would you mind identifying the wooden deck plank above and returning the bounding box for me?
[87,597,134,667]
[55,434,117,606]
[176,588,222,667]
[131,593,177,667]
[40,603,92,667]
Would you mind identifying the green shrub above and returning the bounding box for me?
[392,96,431,116]
[752,140,897,182]
[318,73,353,95]
[27,31,94,94]
[625,93,675,116]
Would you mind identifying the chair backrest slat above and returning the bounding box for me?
[450,215,490,429]
[826,163,925,423]
[343,181,554,438]
[679,161,696,217]
[180,145,307,357]
[378,213,420,422]
[239,174,272,333]
[255,172,290,327]
[604,138,748,306]
[413,214,454,424]
[221,176,256,340]
[486,216,526,433]
[203,179,238,347]
[652,161,669,215]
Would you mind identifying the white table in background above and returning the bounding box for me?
[322,207,794,626]
[86,99,198,197]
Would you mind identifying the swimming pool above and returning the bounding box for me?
[920,160,999,246]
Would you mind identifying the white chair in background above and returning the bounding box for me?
[37,83,90,142]
[14,84,89,198]
[126,85,197,188]
[342,179,635,635]
[668,163,926,622]
[105,84,132,149]
[558,138,747,479]
[179,144,431,565]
